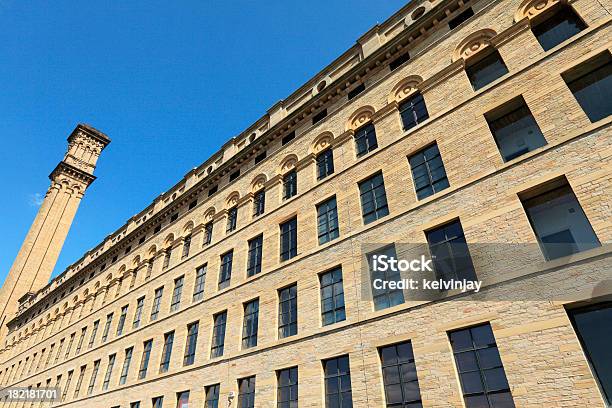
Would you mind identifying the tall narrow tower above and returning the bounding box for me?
[0,124,110,340]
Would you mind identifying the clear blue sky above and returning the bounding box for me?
[0,0,404,286]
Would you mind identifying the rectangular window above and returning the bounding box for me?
[226,207,238,233]
[283,170,298,200]
[152,396,164,408]
[278,284,298,338]
[449,324,514,408]
[359,172,389,224]
[183,322,199,366]
[87,359,101,395]
[163,249,172,270]
[242,299,259,349]
[203,222,213,246]
[119,347,133,385]
[189,199,197,210]
[280,217,298,261]
[399,92,429,131]
[568,303,612,405]
[193,264,207,302]
[170,276,184,312]
[150,287,164,321]
[562,51,611,122]
[466,50,509,91]
[130,402,141,408]
[389,52,410,71]
[426,220,477,282]
[159,331,175,373]
[219,250,234,290]
[210,311,227,358]
[379,341,422,407]
[354,123,378,157]
[65,333,75,359]
[177,391,190,408]
[520,178,600,260]
[255,150,267,164]
[205,384,220,408]
[102,354,116,391]
[317,196,339,245]
[116,305,129,336]
[102,314,113,342]
[73,365,86,398]
[247,235,264,277]
[323,355,353,408]
[369,246,405,310]
[408,143,450,199]
[485,97,546,162]
[75,327,87,354]
[88,320,99,349]
[316,149,335,180]
[253,189,266,217]
[133,297,145,329]
[320,267,346,326]
[208,185,218,197]
[277,367,298,408]
[55,339,64,363]
[448,7,474,29]
[238,376,256,408]
[281,131,295,145]
[61,370,73,401]
[532,5,585,51]
[229,169,240,182]
[170,213,178,222]
[182,235,191,259]
[138,340,153,379]
[348,83,366,100]
[313,109,328,125]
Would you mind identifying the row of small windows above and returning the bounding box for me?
[11,2,602,334]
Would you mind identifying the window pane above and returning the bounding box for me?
[532,6,586,51]
[466,51,509,90]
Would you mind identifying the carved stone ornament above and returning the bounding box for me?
[347,106,375,131]
[452,29,497,62]
[515,0,561,22]
[389,76,424,103]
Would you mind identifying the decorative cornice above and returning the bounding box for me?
[48,161,96,186]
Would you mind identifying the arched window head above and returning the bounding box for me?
[346,106,375,131]
[452,29,497,62]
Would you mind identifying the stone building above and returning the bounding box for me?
[0,0,611,407]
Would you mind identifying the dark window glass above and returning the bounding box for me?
[449,324,514,408]
[316,149,335,180]
[133,297,145,328]
[76,327,87,354]
[466,50,509,90]
[359,172,389,224]
[486,99,547,162]
[73,365,86,398]
[102,354,115,390]
[278,284,298,338]
[354,123,378,157]
[563,52,612,122]
[283,170,298,200]
[348,83,366,100]
[170,213,178,222]
[324,355,353,408]
[188,200,197,210]
[399,93,429,131]
[159,331,174,373]
[247,235,264,277]
[389,52,410,71]
[182,235,191,259]
[533,5,585,51]
[277,367,298,408]
[238,376,256,408]
[183,322,199,366]
[88,320,99,348]
[448,7,474,29]
[130,402,140,408]
[87,359,100,395]
[119,347,133,385]
[208,185,218,197]
[177,391,189,408]
[426,220,477,283]
[568,303,612,405]
[193,264,207,302]
[210,311,227,358]
[317,197,339,245]
[152,397,164,408]
[226,207,238,233]
[154,225,161,234]
[139,236,146,244]
[170,276,184,312]
[253,190,266,217]
[313,109,328,125]
[150,287,163,321]
[255,151,267,164]
[379,341,422,407]
[61,370,73,401]
[369,246,405,310]
[409,143,449,200]
[163,248,172,270]
[138,340,152,379]
[282,131,295,145]
[320,267,345,326]
[280,217,298,261]
[219,250,233,290]
[242,299,259,349]
[205,384,220,408]
[229,170,240,182]
[521,180,600,260]
[203,221,213,246]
